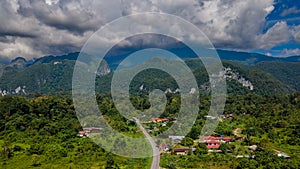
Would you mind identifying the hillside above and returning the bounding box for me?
[0,52,298,96]
[256,62,300,91]
[0,93,300,168]
[0,54,111,95]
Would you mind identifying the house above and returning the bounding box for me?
[205,115,217,119]
[223,114,234,119]
[174,148,196,155]
[77,131,87,137]
[206,140,221,149]
[169,136,185,143]
[171,117,177,122]
[249,145,258,151]
[222,136,232,143]
[152,118,162,123]
[79,127,102,137]
[161,118,169,122]
[83,127,102,133]
[236,136,244,141]
[236,155,256,159]
[160,143,171,152]
[200,136,232,143]
[152,118,169,123]
[277,153,291,159]
[199,135,232,149]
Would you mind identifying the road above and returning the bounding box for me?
[134,118,160,169]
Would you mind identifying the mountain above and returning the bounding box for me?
[216,49,300,64]
[96,46,300,70]
[32,52,80,64]
[8,57,27,70]
[256,62,300,91]
[283,55,300,62]
[0,53,111,95]
[126,58,291,95]
[0,60,75,95]
[0,63,4,78]
[0,51,298,96]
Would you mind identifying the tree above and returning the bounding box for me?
[106,154,115,169]
[220,143,227,154]
[196,143,208,155]
[181,137,194,147]
[1,141,12,159]
[236,158,258,169]
[188,127,200,140]
[167,163,177,169]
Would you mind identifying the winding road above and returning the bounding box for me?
[134,118,160,169]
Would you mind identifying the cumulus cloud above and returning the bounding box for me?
[291,25,300,43]
[0,0,299,61]
[280,6,300,17]
[281,48,300,56]
[258,21,292,49]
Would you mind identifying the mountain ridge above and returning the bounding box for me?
[0,51,298,96]
[1,49,300,67]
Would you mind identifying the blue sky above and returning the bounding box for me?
[252,0,300,57]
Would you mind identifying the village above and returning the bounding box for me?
[146,116,290,159]
[77,115,291,160]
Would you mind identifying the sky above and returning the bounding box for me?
[0,0,299,62]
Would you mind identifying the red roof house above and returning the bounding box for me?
[206,140,221,149]
[174,148,196,155]
[199,135,231,149]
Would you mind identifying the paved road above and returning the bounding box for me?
[134,118,160,169]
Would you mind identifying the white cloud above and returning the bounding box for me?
[151,0,279,50]
[45,0,59,6]
[0,0,299,61]
[291,25,300,43]
[281,48,300,56]
[258,21,292,49]
[280,6,300,17]
[265,5,275,13]
[266,52,272,56]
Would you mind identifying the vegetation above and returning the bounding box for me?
[0,53,300,168]
[0,56,298,96]
[0,95,151,168]
[0,92,299,168]
[159,93,300,168]
[256,62,300,91]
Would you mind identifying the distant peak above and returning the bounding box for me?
[9,57,27,70]
[10,57,27,64]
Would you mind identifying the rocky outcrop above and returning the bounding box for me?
[96,60,111,76]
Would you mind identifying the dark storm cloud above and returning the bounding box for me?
[17,0,101,34]
[0,32,36,39]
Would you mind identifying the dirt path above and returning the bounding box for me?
[233,128,243,138]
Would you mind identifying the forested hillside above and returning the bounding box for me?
[0,93,300,168]
[0,95,151,168]
[0,54,297,96]
[256,62,300,91]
